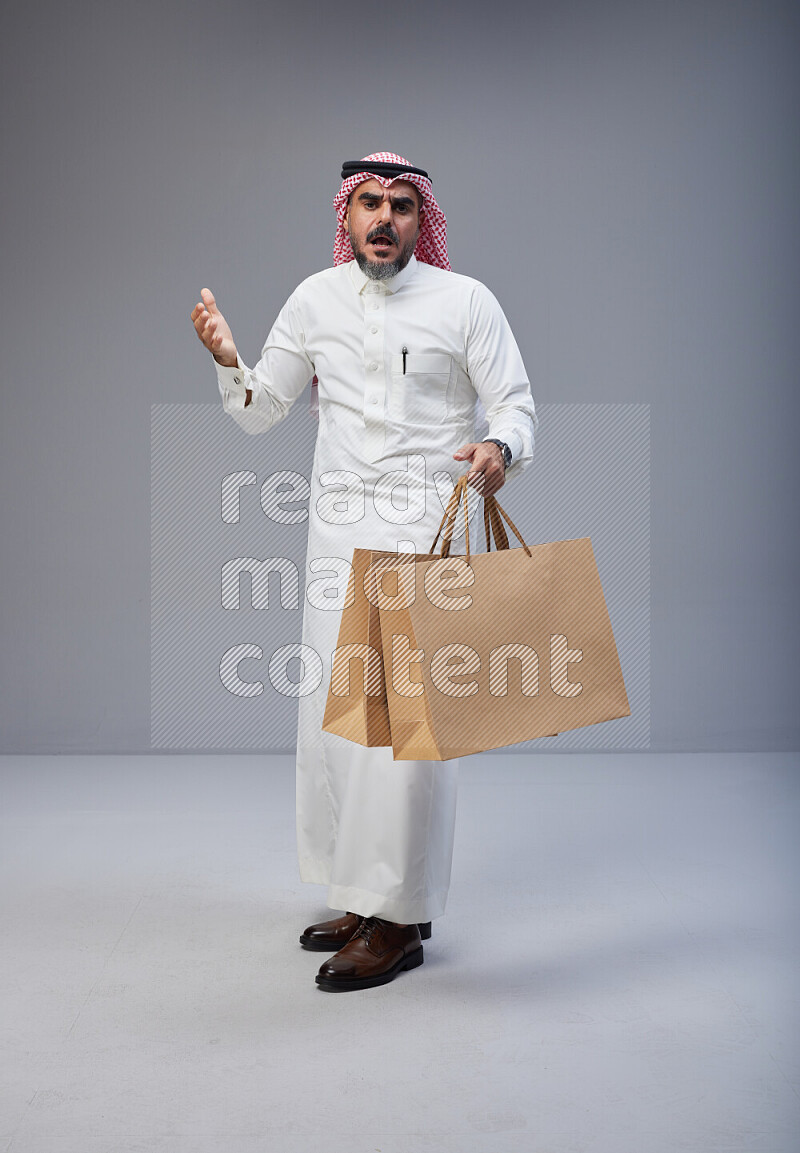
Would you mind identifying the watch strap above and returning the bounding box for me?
[483,438,512,467]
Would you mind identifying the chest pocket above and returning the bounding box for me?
[390,352,453,425]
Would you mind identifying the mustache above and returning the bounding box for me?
[366,225,399,244]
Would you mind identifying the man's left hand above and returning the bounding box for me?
[453,442,506,498]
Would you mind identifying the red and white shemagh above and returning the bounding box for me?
[332,151,450,271]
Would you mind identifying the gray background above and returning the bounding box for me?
[1,0,797,753]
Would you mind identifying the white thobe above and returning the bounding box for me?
[216,254,537,923]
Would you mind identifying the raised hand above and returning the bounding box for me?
[190,288,238,367]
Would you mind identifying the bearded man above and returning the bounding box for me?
[190,152,537,991]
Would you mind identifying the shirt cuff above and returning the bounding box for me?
[216,353,247,387]
[216,354,250,411]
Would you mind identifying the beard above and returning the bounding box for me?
[350,225,418,280]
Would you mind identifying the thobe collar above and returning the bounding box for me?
[347,253,419,296]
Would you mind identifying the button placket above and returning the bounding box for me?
[362,286,387,459]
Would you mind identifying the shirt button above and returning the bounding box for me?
[371,397,379,404]
[370,303,379,310]
[233,375,242,385]
[370,326,378,334]
[369,362,378,371]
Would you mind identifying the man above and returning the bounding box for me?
[190,152,537,991]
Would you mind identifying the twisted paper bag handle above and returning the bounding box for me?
[427,474,532,561]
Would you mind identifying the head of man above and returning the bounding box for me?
[343,178,423,280]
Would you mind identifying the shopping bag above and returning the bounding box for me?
[320,546,391,748]
[322,475,630,759]
[380,474,630,759]
[321,478,476,748]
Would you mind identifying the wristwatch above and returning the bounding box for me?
[483,438,512,468]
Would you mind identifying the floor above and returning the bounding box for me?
[1,752,798,1153]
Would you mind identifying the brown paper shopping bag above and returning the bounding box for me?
[321,478,475,748]
[321,547,391,748]
[379,475,631,760]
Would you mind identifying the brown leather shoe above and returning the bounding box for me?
[315,916,424,991]
[299,911,363,951]
[300,911,432,950]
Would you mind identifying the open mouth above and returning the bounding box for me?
[370,235,395,250]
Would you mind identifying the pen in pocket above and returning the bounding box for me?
[402,345,408,374]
